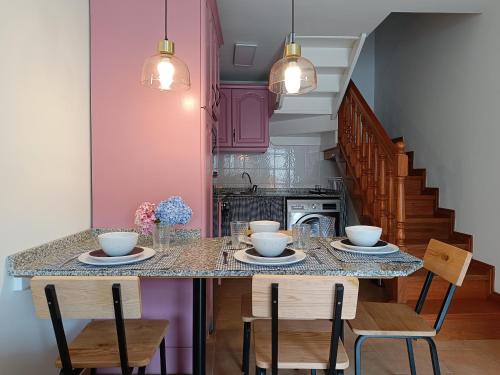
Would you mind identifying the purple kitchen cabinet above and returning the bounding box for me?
[218,86,269,152]
[217,88,232,148]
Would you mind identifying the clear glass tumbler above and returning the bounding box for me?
[230,221,249,249]
[153,223,172,251]
[319,216,337,238]
[292,223,311,250]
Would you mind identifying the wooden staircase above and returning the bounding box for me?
[327,80,500,339]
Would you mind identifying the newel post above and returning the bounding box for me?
[377,153,388,237]
[338,99,344,148]
[395,141,408,250]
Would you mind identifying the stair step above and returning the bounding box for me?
[406,298,500,340]
[405,217,452,241]
[405,176,424,195]
[406,194,436,217]
[401,260,493,301]
[405,241,470,258]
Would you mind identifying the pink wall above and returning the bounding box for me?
[91,0,203,230]
[91,0,206,372]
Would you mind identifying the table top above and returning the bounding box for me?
[7,230,423,278]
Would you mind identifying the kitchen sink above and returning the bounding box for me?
[227,190,256,196]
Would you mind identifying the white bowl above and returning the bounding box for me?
[345,225,382,247]
[250,220,280,233]
[98,232,139,257]
[250,232,288,257]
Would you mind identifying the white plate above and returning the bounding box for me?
[331,240,399,255]
[340,238,389,251]
[87,248,144,262]
[234,249,306,266]
[244,248,297,263]
[240,235,293,246]
[78,247,156,266]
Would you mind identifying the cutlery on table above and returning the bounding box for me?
[57,254,81,268]
[310,252,323,264]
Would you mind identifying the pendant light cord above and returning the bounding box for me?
[291,0,295,43]
[164,0,168,40]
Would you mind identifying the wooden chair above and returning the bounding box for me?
[31,276,169,375]
[348,239,472,375]
[252,275,359,375]
[240,293,254,375]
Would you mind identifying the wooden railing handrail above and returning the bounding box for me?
[338,80,408,249]
[346,81,399,162]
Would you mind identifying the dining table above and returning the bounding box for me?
[7,229,423,375]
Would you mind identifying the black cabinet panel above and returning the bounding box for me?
[213,196,285,237]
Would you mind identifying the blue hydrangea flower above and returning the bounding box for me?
[155,196,192,225]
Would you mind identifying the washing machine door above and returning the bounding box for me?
[295,214,324,237]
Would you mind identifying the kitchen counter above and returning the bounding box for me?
[8,229,422,278]
[214,187,343,198]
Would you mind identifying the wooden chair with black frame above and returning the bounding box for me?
[31,276,169,375]
[348,239,473,375]
[251,274,360,375]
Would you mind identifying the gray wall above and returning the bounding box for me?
[374,6,500,290]
[351,33,375,109]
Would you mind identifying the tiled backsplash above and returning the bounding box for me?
[214,142,339,188]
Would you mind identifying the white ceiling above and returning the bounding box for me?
[217,0,485,81]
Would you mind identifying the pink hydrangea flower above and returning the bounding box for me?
[134,202,157,235]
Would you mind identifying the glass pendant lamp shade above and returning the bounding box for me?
[141,0,190,91]
[268,0,317,95]
[141,41,190,91]
[268,51,317,95]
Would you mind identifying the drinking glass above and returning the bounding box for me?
[292,223,311,250]
[230,221,249,249]
[319,216,337,239]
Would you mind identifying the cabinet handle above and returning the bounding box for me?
[215,84,221,106]
[232,128,236,143]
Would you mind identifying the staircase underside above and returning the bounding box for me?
[329,143,500,340]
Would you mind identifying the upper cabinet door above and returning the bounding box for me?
[217,88,232,148]
[232,88,269,148]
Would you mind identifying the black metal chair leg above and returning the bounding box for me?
[138,366,146,375]
[311,370,317,375]
[242,322,251,375]
[406,338,417,375]
[336,371,344,375]
[160,338,167,375]
[255,366,266,375]
[354,335,368,375]
[424,338,441,375]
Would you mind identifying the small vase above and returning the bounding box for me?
[153,223,172,251]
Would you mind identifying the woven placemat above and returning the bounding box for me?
[43,246,183,271]
[319,239,421,264]
[216,239,341,271]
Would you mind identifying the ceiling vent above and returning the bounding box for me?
[233,43,257,67]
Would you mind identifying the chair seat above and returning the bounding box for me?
[55,319,169,368]
[253,320,349,370]
[348,302,436,337]
[241,293,256,323]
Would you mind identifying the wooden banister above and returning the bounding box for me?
[338,81,408,248]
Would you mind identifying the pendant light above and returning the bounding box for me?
[268,0,317,95]
[141,0,190,91]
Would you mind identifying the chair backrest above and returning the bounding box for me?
[252,275,359,320]
[423,239,472,286]
[31,276,142,319]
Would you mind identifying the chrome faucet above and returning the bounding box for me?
[241,172,258,193]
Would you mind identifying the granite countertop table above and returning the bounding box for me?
[7,229,422,278]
